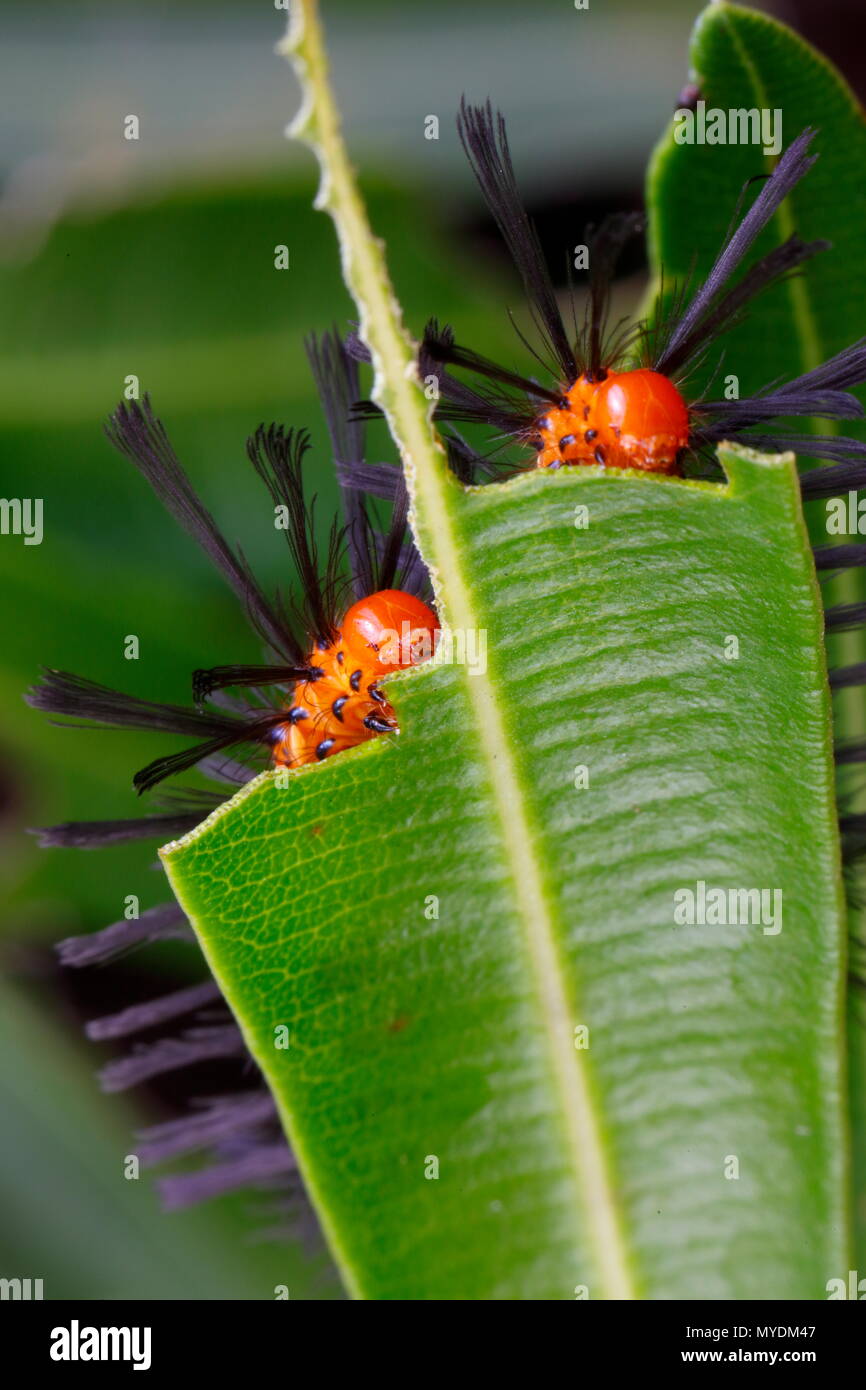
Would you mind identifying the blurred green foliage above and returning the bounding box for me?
[0,174,500,922]
[0,155,504,1296]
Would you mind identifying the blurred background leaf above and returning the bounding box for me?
[0,974,338,1297]
[645,0,866,1268]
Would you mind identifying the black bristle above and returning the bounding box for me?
[421,326,562,405]
[420,320,536,436]
[800,460,866,499]
[307,329,377,601]
[442,431,502,485]
[57,902,194,967]
[131,710,288,795]
[751,434,866,465]
[374,474,411,592]
[813,544,866,571]
[306,328,365,472]
[825,601,866,632]
[582,212,645,377]
[246,424,344,648]
[650,235,828,379]
[700,388,862,435]
[308,327,432,602]
[348,398,385,423]
[653,129,819,376]
[334,458,402,500]
[137,1091,278,1165]
[29,810,211,848]
[457,98,576,382]
[26,668,249,740]
[192,662,316,704]
[786,336,866,395]
[98,1024,245,1093]
[25,667,290,796]
[343,327,372,364]
[86,980,222,1041]
[156,1143,296,1211]
[830,663,866,689]
[699,339,866,445]
[104,397,304,664]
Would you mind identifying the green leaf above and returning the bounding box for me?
[645,1,866,418]
[646,0,866,1271]
[164,444,848,1300]
[644,0,866,725]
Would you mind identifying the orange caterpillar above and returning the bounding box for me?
[29,332,439,796]
[414,104,866,488]
[272,590,439,767]
[533,368,689,474]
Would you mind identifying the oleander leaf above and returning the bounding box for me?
[646,0,866,1276]
[163,443,848,1300]
[646,1,866,422]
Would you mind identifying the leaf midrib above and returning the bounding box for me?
[284,0,636,1300]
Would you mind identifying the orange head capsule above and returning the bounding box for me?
[534,368,689,475]
[271,589,439,770]
[341,589,440,676]
[591,369,689,474]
